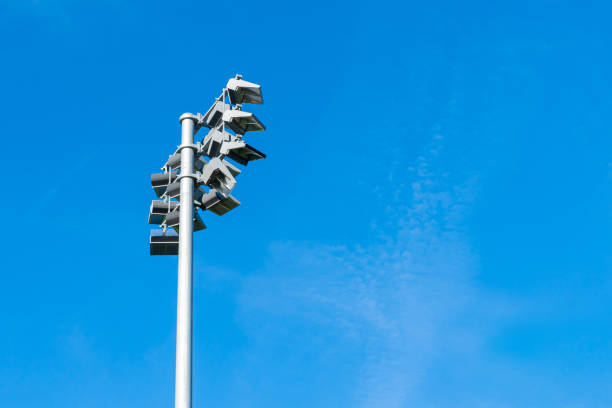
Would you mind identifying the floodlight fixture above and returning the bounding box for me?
[164,181,181,200]
[221,140,266,165]
[151,172,178,197]
[202,100,228,128]
[165,209,206,232]
[200,189,241,216]
[201,128,230,157]
[164,153,181,170]
[150,229,179,255]
[200,126,265,165]
[198,157,237,193]
[226,76,263,105]
[148,200,179,224]
[165,182,205,203]
[222,110,265,134]
[165,153,207,172]
[195,156,208,171]
[223,159,241,178]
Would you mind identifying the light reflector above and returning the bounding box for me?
[151,172,178,197]
[222,141,266,165]
[150,229,179,255]
[164,182,205,203]
[226,77,263,105]
[165,210,206,232]
[200,190,241,216]
[222,110,265,134]
[199,157,237,192]
[202,100,227,128]
[148,200,179,224]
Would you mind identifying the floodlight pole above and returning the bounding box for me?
[175,113,197,408]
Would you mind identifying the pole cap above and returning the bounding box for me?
[179,113,198,123]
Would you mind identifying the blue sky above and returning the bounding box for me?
[0,0,610,407]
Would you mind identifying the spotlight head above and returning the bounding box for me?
[165,209,206,232]
[148,200,179,224]
[151,172,178,197]
[165,182,205,203]
[202,100,228,128]
[164,153,181,170]
[221,140,266,165]
[222,110,265,134]
[199,157,237,193]
[200,190,241,216]
[164,154,207,172]
[223,159,241,177]
[164,181,181,200]
[201,128,232,158]
[150,229,179,255]
[226,76,263,105]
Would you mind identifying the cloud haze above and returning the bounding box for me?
[237,134,485,407]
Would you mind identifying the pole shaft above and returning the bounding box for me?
[175,115,195,408]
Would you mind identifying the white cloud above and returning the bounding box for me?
[237,134,482,407]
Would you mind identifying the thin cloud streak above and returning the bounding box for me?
[238,134,481,407]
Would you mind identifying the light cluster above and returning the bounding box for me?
[148,75,266,255]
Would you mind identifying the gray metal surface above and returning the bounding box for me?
[150,229,179,255]
[221,109,265,134]
[202,100,227,128]
[151,172,178,197]
[200,189,241,215]
[164,153,182,170]
[226,76,263,105]
[165,209,206,232]
[198,157,237,194]
[165,153,207,172]
[175,114,195,408]
[166,183,205,203]
[164,181,181,199]
[148,200,179,224]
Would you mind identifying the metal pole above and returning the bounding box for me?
[175,113,196,408]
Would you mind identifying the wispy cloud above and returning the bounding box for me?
[237,134,482,407]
